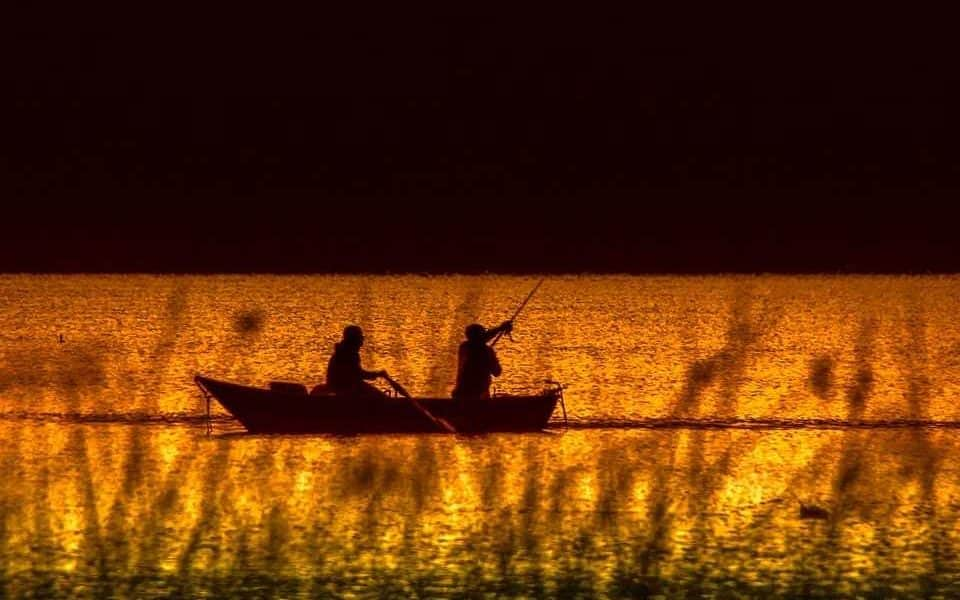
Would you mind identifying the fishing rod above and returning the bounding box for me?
[491,278,545,347]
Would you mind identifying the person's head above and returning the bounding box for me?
[465,323,486,343]
[342,325,364,347]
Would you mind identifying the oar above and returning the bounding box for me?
[382,373,456,433]
[491,278,545,347]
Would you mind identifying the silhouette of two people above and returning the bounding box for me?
[325,320,513,401]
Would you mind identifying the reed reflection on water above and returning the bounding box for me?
[2,274,960,597]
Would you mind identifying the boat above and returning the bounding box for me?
[194,375,565,434]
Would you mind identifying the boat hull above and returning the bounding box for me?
[195,375,561,434]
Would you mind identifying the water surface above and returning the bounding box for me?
[2,274,959,597]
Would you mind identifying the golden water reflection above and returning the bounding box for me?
[2,423,960,597]
[2,275,960,596]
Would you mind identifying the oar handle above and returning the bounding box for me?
[382,374,410,398]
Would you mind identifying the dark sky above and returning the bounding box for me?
[2,7,958,272]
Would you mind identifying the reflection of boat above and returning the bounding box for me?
[194,375,565,434]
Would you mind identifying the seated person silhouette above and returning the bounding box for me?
[326,325,388,399]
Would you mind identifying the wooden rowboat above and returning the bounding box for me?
[195,375,565,434]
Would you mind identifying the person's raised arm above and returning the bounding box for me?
[483,320,513,343]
